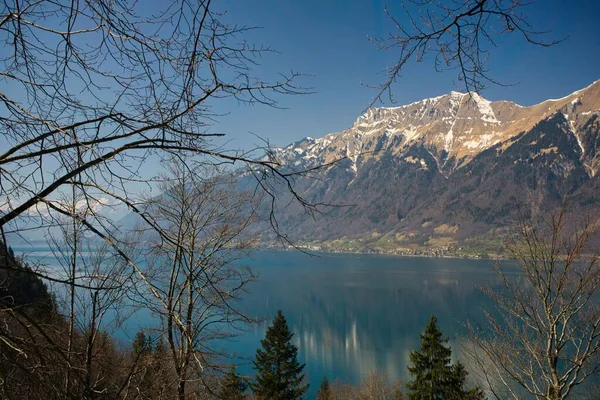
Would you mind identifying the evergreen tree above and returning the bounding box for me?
[406,315,483,400]
[251,310,308,399]
[220,366,248,400]
[132,330,152,356]
[0,247,55,320]
[316,376,331,400]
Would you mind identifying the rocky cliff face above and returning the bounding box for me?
[277,80,600,175]
[263,80,600,250]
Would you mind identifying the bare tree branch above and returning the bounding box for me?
[373,0,565,104]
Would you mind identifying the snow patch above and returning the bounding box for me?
[5,197,115,218]
[381,94,446,111]
[345,146,359,174]
[537,79,600,105]
[564,113,585,156]
[404,156,428,169]
[445,128,454,152]
[470,92,500,124]
[444,94,466,152]
[448,91,466,109]
[545,90,585,103]
[463,134,499,150]
[402,125,420,143]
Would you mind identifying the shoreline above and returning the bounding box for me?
[11,242,507,262]
[255,245,506,261]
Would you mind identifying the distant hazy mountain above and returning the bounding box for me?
[259,79,600,252]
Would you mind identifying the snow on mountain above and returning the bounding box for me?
[1,197,120,218]
[275,79,600,176]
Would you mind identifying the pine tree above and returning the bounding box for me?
[132,330,152,356]
[220,366,248,400]
[316,376,331,400]
[406,315,483,400]
[251,310,308,399]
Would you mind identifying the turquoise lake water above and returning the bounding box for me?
[14,247,516,398]
[229,252,514,396]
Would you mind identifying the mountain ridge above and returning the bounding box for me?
[262,79,600,253]
[276,79,600,177]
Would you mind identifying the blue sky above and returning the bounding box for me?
[2,0,599,220]
[211,0,600,150]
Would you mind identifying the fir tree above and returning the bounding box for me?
[220,366,248,400]
[251,310,308,399]
[406,315,483,400]
[132,330,152,356]
[316,376,331,400]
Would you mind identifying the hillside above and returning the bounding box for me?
[259,79,600,254]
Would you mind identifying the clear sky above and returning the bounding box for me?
[2,0,599,219]
[210,0,600,150]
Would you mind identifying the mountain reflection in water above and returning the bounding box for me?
[14,246,516,398]
[229,251,517,397]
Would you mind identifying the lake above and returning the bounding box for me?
[221,251,515,397]
[14,247,516,398]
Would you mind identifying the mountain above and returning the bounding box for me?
[262,79,600,254]
[3,197,127,245]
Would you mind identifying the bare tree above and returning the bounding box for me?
[0,241,66,397]
[0,3,339,399]
[138,159,258,400]
[47,209,136,398]
[0,3,324,395]
[0,0,315,268]
[374,0,563,102]
[0,187,137,398]
[328,372,404,400]
[464,205,600,399]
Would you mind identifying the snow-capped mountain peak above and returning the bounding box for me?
[276,80,600,175]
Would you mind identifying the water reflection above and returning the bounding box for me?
[15,246,515,397]
[232,252,516,397]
